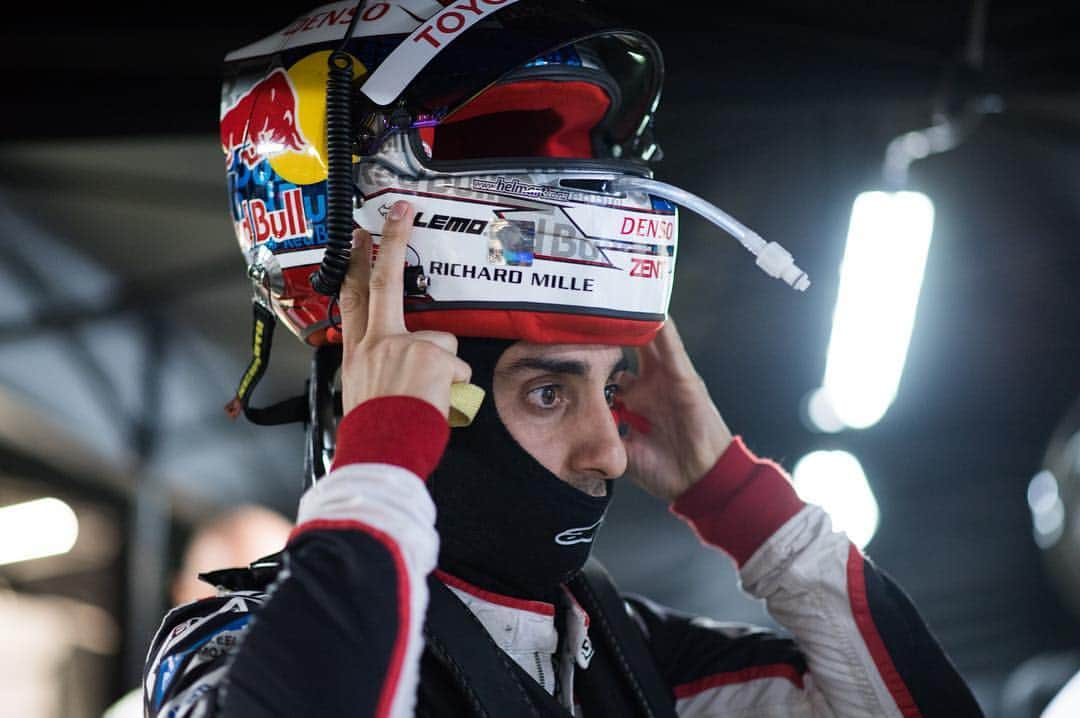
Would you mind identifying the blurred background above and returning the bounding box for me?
[2,1,1079,716]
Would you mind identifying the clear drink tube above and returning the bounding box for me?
[606,176,810,291]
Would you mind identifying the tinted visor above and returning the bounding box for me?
[352,0,662,155]
[419,75,614,161]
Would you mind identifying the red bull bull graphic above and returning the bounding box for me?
[222,58,342,258]
[220,68,309,170]
[224,52,364,187]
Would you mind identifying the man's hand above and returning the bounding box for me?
[618,319,733,502]
[339,200,471,418]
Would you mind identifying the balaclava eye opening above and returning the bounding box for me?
[429,338,614,601]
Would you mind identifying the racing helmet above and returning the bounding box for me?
[220,0,809,352]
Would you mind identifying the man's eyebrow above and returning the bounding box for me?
[500,354,630,379]
[501,357,589,377]
[609,355,629,379]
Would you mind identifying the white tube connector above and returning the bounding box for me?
[755,238,811,291]
[607,176,810,291]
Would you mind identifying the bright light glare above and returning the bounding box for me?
[806,387,845,434]
[1043,669,1080,718]
[0,498,79,566]
[821,191,935,429]
[1028,470,1065,549]
[255,141,286,156]
[793,451,880,548]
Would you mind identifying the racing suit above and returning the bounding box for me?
[143,396,983,716]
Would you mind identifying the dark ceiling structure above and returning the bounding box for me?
[2,2,1080,715]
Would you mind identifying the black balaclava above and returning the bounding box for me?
[429,338,614,601]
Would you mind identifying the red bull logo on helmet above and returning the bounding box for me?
[220,68,309,170]
[239,188,311,247]
[223,51,364,261]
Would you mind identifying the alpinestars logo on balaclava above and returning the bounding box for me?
[428,338,613,601]
[555,518,605,546]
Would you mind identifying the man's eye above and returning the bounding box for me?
[604,383,620,407]
[527,385,561,409]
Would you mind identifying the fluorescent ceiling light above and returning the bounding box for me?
[806,386,846,434]
[0,497,79,566]
[1028,469,1065,549]
[792,450,880,549]
[816,191,935,430]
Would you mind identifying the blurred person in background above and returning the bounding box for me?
[103,505,291,718]
[169,505,294,606]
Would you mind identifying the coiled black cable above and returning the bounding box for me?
[310,50,356,296]
[310,3,365,297]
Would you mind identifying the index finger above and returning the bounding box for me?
[338,228,372,347]
[366,199,414,336]
[638,318,694,376]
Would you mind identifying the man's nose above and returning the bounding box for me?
[566,391,628,479]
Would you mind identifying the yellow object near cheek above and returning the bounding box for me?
[449,382,486,428]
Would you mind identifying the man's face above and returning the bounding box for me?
[493,342,628,497]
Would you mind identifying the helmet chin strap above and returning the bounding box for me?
[223,302,325,492]
[224,302,309,425]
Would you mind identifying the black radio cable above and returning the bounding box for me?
[310,1,367,297]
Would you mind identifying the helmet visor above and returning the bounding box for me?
[353,0,663,158]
